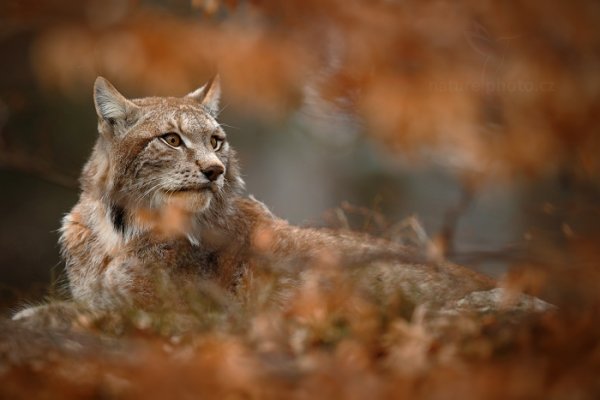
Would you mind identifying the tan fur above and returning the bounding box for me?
[56,76,495,312]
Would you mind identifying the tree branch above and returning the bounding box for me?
[438,183,475,256]
[0,147,78,189]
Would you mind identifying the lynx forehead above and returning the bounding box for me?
[130,99,221,135]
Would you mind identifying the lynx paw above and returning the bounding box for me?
[12,301,91,330]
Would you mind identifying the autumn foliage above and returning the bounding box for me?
[11,0,596,178]
[1,0,600,398]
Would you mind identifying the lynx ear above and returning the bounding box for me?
[94,77,138,129]
[186,75,221,117]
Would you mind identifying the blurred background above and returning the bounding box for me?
[1,0,599,311]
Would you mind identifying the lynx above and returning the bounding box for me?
[17,76,550,322]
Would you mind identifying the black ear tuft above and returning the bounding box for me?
[186,75,221,117]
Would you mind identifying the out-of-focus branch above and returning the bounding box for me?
[0,146,78,189]
[340,201,387,233]
[438,184,475,257]
[447,245,525,265]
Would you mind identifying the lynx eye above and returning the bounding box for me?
[210,136,224,151]
[161,133,182,148]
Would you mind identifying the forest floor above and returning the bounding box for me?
[1,264,599,400]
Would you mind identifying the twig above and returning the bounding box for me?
[447,245,526,265]
[438,184,475,256]
[340,201,387,233]
[0,147,78,189]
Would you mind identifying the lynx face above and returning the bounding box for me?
[118,99,232,213]
[87,76,243,233]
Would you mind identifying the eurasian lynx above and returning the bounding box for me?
[23,76,508,318]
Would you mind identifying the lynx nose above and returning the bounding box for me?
[202,165,224,182]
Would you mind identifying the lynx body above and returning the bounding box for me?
[58,77,494,311]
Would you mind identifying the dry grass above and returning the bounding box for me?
[1,1,600,398]
[2,246,600,399]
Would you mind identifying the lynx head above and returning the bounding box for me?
[83,76,244,235]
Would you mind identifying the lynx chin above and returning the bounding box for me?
[24,76,511,316]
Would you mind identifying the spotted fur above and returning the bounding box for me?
[58,77,496,312]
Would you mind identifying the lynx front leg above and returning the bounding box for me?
[12,301,91,330]
[85,257,168,310]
